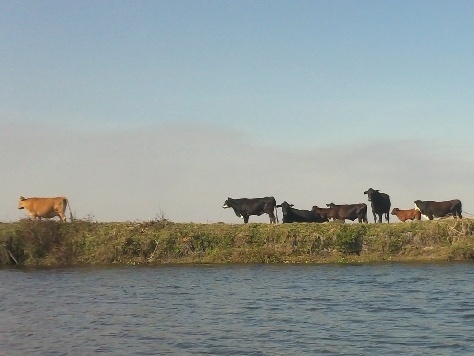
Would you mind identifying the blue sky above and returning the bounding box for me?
[1,1,474,222]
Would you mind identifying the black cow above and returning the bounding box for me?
[325,203,368,223]
[223,196,278,224]
[277,201,328,223]
[364,188,391,223]
[414,199,462,220]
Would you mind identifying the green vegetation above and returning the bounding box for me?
[1,218,474,267]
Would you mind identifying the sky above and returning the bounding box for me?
[1,0,474,223]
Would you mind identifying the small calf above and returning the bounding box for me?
[391,208,421,222]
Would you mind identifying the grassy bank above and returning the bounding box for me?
[1,219,474,267]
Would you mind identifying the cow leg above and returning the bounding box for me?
[243,215,249,223]
[56,210,67,222]
[268,213,276,224]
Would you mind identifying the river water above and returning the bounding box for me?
[1,263,473,355]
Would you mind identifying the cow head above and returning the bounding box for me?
[276,201,293,216]
[326,203,336,208]
[312,206,331,220]
[222,197,234,209]
[391,208,400,215]
[222,197,243,218]
[414,200,422,210]
[364,188,379,201]
[18,196,26,210]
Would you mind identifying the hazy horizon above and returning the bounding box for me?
[2,1,474,222]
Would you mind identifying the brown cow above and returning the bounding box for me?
[324,203,368,223]
[311,206,333,221]
[18,196,72,222]
[391,208,421,222]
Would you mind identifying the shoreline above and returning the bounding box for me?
[1,219,473,267]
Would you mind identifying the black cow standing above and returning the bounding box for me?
[223,196,278,224]
[277,201,328,223]
[364,188,391,223]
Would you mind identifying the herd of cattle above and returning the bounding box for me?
[15,189,463,224]
[223,188,463,224]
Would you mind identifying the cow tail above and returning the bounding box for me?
[275,205,279,224]
[66,198,74,222]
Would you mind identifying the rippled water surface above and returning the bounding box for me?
[1,263,474,355]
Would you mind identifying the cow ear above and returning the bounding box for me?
[276,204,281,208]
[290,204,294,207]
[363,191,368,194]
[20,196,25,201]
[376,190,380,192]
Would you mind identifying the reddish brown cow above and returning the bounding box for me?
[391,208,421,222]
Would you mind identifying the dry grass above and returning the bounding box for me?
[1,218,473,266]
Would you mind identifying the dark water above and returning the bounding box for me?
[1,263,474,355]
